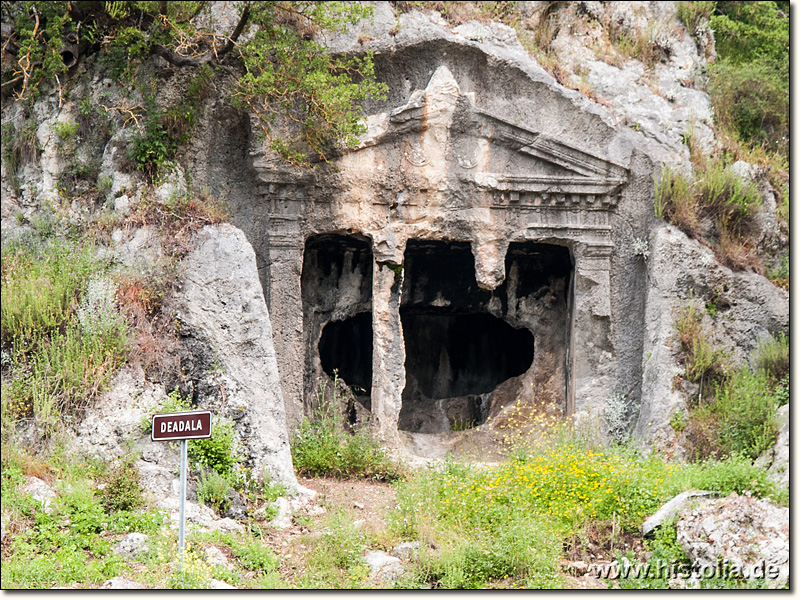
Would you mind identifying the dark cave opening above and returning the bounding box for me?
[398,240,536,433]
[301,233,374,419]
[400,312,533,399]
[318,312,373,397]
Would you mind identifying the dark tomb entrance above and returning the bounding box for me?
[398,240,535,433]
[301,234,373,420]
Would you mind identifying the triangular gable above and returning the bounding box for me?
[342,66,627,198]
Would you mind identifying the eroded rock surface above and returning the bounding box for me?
[676,493,789,589]
[177,224,302,493]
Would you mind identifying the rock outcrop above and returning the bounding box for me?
[0,2,789,464]
[676,493,789,589]
[635,226,789,449]
[175,224,304,493]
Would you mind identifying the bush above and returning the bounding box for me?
[196,467,232,513]
[681,453,774,498]
[101,458,146,514]
[754,331,789,383]
[233,540,279,573]
[709,2,788,156]
[189,421,239,479]
[676,1,715,37]
[1,236,128,432]
[674,302,728,388]
[655,159,762,270]
[1,237,99,351]
[292,383,402,481]
[141,387,191,433]
[654,167,696,234]
[708,369,777,459]
[684,367,778,462]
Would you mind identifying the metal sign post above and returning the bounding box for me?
[151,410,213,571]
[178,438,188,567]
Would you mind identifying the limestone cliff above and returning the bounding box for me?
[0,2,788,474]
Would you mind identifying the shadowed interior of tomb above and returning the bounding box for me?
[301,234,373,416]
[318,312,373,395]
[402,311,533,399]
[398,240,540,433]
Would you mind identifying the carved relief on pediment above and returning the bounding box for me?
[253,66,629,228]
[343,66,627,207]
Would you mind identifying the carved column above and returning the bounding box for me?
[370,245,406,445]
[265,213,305,429]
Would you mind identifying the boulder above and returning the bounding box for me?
[204,546,229,568]
[391,541,422,562]
[114,533,150,560]
[101,577,147,589]
[641,490,715,537]
[156,497,243,533]
[22,476,57,513]
[177,224,302,494]
[676,493,789,589]
[365,550,405,584]
[268,497,293,530]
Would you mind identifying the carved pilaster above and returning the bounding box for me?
[266,215,305,428]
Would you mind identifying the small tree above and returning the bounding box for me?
[1,1,387,164]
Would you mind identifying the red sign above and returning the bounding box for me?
[151,410,212,441]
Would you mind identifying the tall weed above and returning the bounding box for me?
[753,331,789,383]
[292,381,402,481]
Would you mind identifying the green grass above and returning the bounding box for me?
[674,301,728,387]
[387,426,778,589]
[291,385,402,481]
[1,234,129,434]
[297,508,371,588]
[754,331,789,383]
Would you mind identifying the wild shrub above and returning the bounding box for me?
[616,519,689,589]
[753,331,789,383]
[1,237,98,351]
[141,388,192,433]
[709,2,788,156]
[694,160,761,236]
[654,167,696,235]
[684,368,778,461]
[655,160,762,270]
[196,467,232,513]
[678,452,774,498]
[674,302,728,389]
[1,118,39,192]
[126,66,213,181]
[708,370,777,459]
[126,189,229,258]
[233,539,279,573]
[773,376,789,407]
[101,457,145,514]
[189,421,239,480]
[676,1,715,38]
[1,236,128,433]
[300,509,369,587]
[292,379,402,481]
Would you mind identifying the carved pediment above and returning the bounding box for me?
[348,66,628,203]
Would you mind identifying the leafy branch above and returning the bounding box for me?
[1,1,387,164]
